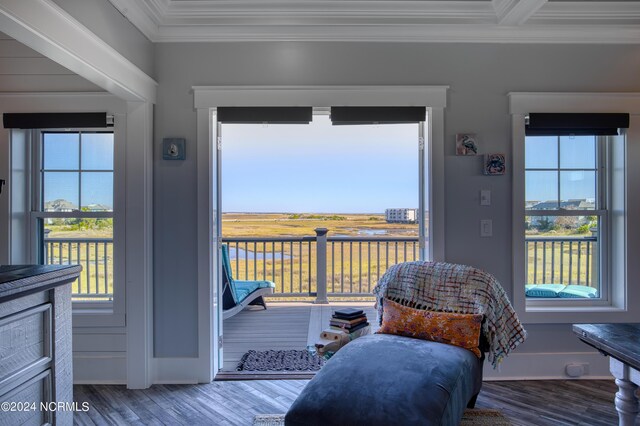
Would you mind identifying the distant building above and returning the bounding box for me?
[44,199,77,212]
[528,199,595,228]
[385,208,418,224]
[86,203,111,212]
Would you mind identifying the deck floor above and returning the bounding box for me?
[222,302,378,371]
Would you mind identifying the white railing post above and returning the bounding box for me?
[314,228,329,304]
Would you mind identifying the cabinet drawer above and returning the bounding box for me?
[0,304,52,389]
[0,369,52,426]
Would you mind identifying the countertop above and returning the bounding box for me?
[0,264,82,303]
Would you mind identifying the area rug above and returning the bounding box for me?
[253,409,511,425]
[460,409,512,425]
[237,350,325,372]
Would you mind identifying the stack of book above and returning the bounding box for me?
[330,308,368,334]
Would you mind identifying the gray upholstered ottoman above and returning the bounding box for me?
[285,334,483,426]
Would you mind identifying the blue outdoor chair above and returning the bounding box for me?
[221,244,276,320]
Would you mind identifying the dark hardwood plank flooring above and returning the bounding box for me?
[74,380,637,425]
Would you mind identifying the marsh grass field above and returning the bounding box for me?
[223,213,419,299]
[222,212,418,238]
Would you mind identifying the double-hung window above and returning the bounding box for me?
[510,102,633,322]
[525,133,605,300]
[32,131,115,303]
[4,109,125,326]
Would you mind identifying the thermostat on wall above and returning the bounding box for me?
[163,138,186,160]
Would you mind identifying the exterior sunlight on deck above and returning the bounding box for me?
[222,302,378,372]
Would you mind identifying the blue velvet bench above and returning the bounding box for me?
[285,333,483,426]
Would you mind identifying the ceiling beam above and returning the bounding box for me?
[494,0,548,26]
[0,0,157,103]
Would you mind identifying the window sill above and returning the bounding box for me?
[73,306,114,315]
[72,303,124,327]
[518,304,635,324]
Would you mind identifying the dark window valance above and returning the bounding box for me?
[330,107,426,125]
[2,112,111,129]
[526,113,629,136]
[217,107,312,124]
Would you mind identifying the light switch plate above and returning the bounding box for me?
[163,138,185,160]
[480,219,493,237]
[480,189,491,206]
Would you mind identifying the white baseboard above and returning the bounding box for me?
[73,352,126,384]
[73,354,204,385]
[72,351,615,385]
[152,358,202,384]
[484,351,613,381]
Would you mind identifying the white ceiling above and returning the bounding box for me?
[107,0,640,43]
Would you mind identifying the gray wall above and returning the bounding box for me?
[154,42,640,357]
[51,0,155,78]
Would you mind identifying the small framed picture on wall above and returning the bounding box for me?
[456,133,478,156]
[484,153,506,175]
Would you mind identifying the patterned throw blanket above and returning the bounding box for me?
[373,261,526,368]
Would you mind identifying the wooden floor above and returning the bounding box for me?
[222,302,378,371]
[73,380,634,425]
[75,304,637,425]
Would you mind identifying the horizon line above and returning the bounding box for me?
[222,211,419,215]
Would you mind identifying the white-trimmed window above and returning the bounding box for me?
[5,107,127,327]
[510,93,640,323]
[524,133,607,302]
[32,130,115,303]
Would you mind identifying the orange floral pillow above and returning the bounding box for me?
[377,298,483,357]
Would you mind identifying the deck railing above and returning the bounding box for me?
[42,232,597,302]
[44,238,113,300]
[223,230,420,300]
[526,236,597,287]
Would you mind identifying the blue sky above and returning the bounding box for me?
[525,135,596,205]
[43,133,114,209]
[221,115,419,213]
[40,127,598,214]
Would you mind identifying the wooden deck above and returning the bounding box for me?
[222,302,378,372]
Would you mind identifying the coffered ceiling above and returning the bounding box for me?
[107,0,640,43]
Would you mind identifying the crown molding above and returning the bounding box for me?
[155,23,640,44]
[160,1,492,18]
[108,0,160,41]
[492,0,515,19]
[496,0,547,26]
[108,0,640,43]
[532,2,640,23]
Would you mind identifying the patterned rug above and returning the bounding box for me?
[253,410,511,425]
[236,350,325,372]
